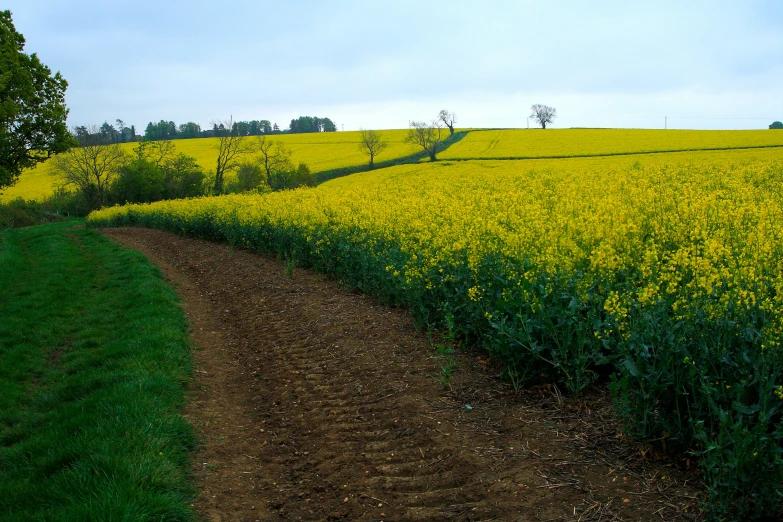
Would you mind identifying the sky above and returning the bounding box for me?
[5,0,783,131]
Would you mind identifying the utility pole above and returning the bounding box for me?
[342,124,344,131]
[527,117,529,129]
[665,116,667,130]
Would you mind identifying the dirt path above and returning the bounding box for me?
[101,228,702,522]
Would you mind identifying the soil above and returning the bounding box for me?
[101,228,703,522]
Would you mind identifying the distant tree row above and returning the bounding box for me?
[73,120,137,145]
[49,120,319,212]
[288,116,337,133]
[70,116,337,146]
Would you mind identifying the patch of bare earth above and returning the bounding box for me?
[101,228,703,522]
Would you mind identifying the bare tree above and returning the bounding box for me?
[357,129,387,168]
[254,136,293,178]
[50,126,126,209]
[134,139,176,166]
[530,104,557,129]
[212,118,254,194]
[404,120,444,162]
[438,110,457,135]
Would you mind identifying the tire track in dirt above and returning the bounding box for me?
[101,228,702,521]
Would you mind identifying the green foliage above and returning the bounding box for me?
[108,141,206,205]
[433,312,458,390]
[771,121,783,130]
[288,116,336,133]
[144,120,178,140]
[0,197,63,228]
[0,10,75,190]
[236,162,267,192]
[0,223,195,520]
[268,163,316,191]
[608,289,783,519]
[112,158,166,203]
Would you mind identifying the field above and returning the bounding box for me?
[440,128,783,159]
[89,145,783,519]
[0,223,195,520]
[0,129,416,202]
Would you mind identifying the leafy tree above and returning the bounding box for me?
[236,162,266,192]
[99,121,118,143]
[438,110,457,135]
[0,10,75,190]
[358,129,387,168]
[770,121,783,129]
[268,162,315,191]
[111,158,166,204]
[405,120,444,161]
[144,120,178,140]
[232,121,251,136]
[177,122,201,139]
[530,104,557,129]
[110,141,205,204]
[162,154,204,199]
[289,116,337,133]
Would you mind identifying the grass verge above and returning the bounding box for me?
[0,222,196,521]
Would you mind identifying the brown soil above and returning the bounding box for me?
[101,227,703,522]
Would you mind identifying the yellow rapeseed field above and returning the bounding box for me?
[0,130,414,202]
[440,128,783,159]
[89,146,783,357]
[89,146,783,514]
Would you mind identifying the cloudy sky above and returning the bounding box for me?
[6,1,783,131]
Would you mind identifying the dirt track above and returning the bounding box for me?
[101,228,702,522]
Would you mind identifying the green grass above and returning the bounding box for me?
[0,222,196,521]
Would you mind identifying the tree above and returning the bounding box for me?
[99,121,118,143]
[236,162,266,192]
[770,121,783,129]
[110,142,205,204]
[144,120,177,140]
[357,129,387,168]
[438,110,457,135]
[212,118,253,194]
[177,122,201,139]
[254,136,293,178]
[268,163,315,191]
[115,119,126,142]
[405,120,444,161]
[530,104,556,129]
[50,126,127,209]
[0,10,75,191]
[288,116,337,133]
[134,139,176,167]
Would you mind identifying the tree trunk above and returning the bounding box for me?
[542,122,546,129]
[428,149,437,162]
[213,169,224,195]
[447,124,454,135]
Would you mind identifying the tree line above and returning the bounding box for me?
[70,116,337,146]
[44,122,318,215]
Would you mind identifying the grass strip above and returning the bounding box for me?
[0,222,195,521]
